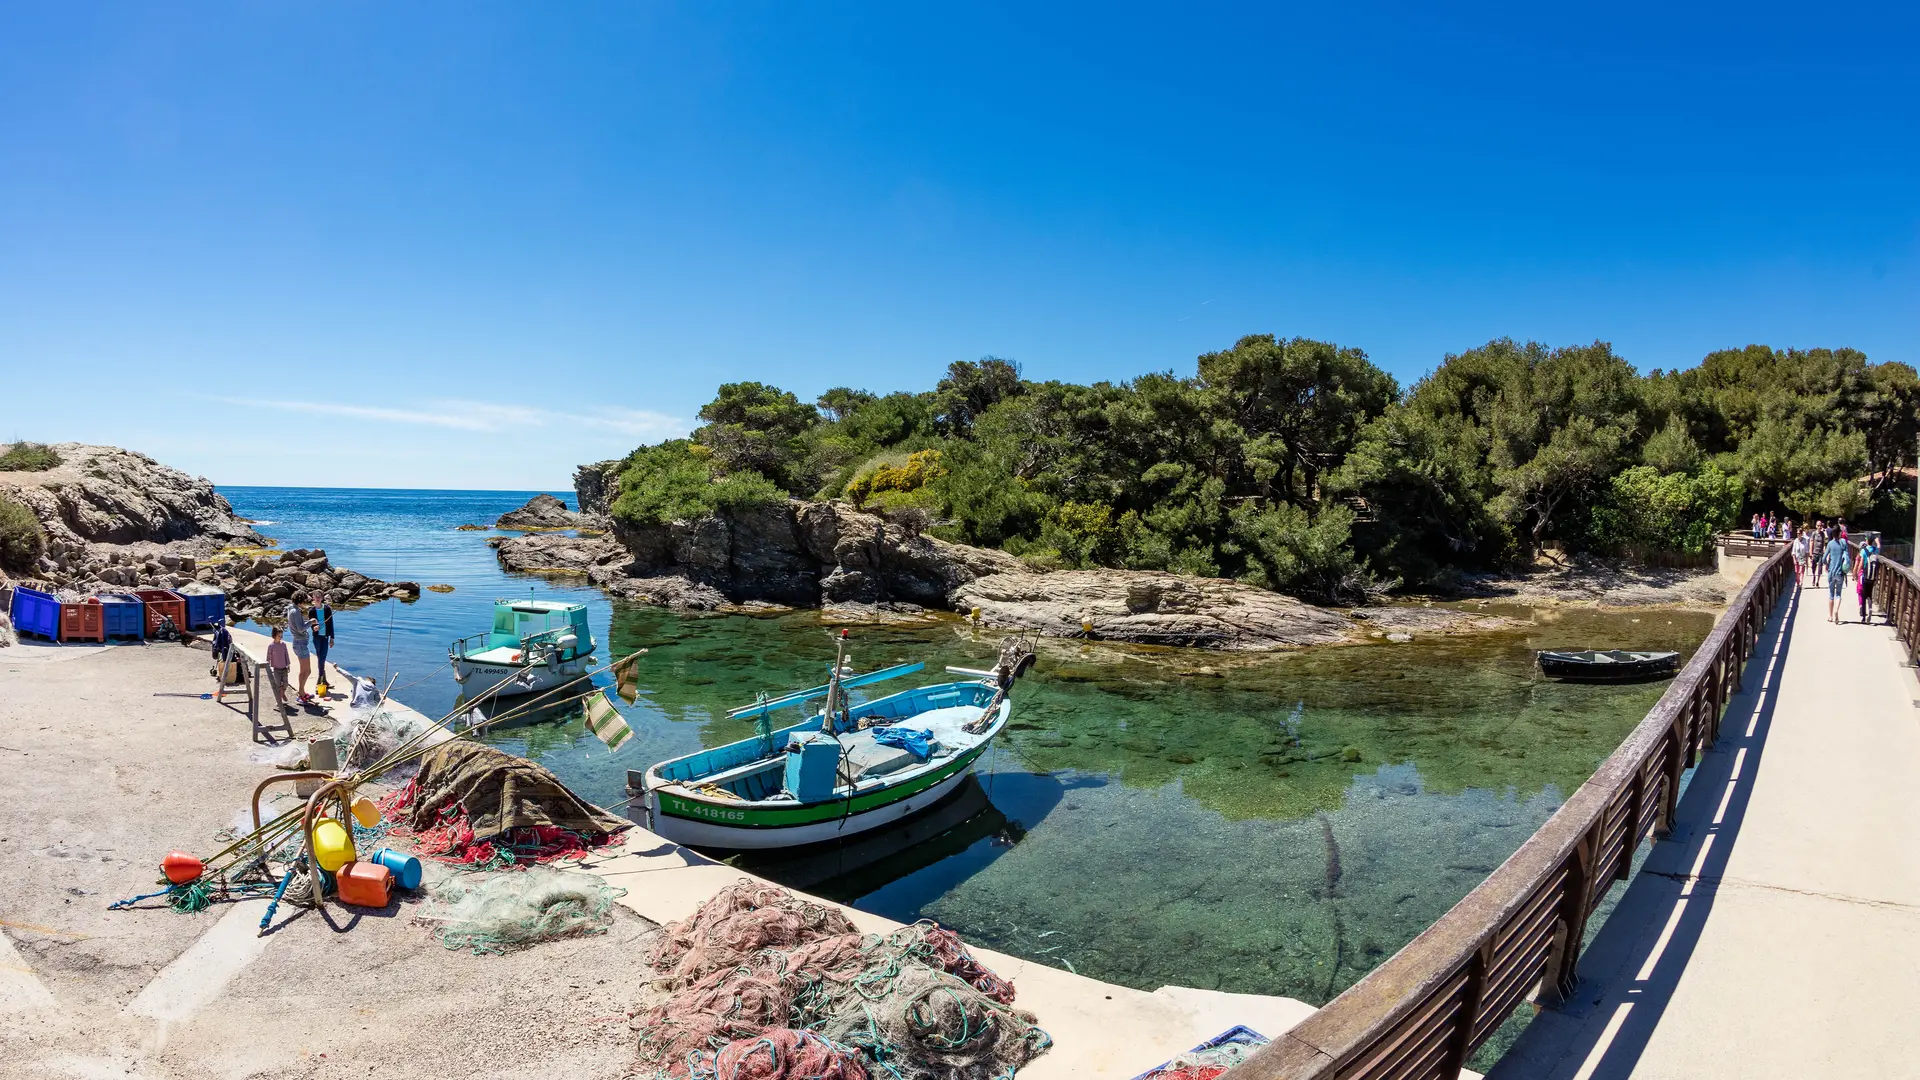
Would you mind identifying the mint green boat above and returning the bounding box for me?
[631,636,1033,851]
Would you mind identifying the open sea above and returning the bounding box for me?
[220,485,1711,1030]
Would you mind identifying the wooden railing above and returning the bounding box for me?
[1228,546,1794,1080]
[1872,555,1920,660]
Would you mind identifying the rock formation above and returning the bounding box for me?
[491,499,1022,612]
[0,443,417,623]
[573,459,622,518]
[952,569,1512,650]
[495,493,584,530]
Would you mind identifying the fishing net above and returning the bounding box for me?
[634,882,1050,1080]
[649,881,860,988]
[377,742,628,867]
[417,864,626,954]
[692,1029,871,1080]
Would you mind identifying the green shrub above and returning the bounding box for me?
[0,497,45,570]
[610,440,785,527]
[0,442,60,472]
[845,449,948,507]
[1590,464,1744,555]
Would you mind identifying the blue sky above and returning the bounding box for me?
[2,2,1914,489]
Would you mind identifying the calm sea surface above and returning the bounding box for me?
[220,485,1713,1014]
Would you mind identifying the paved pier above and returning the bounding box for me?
[1491,580,1920,1080]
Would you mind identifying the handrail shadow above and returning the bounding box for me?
[1489,578,1800,1078]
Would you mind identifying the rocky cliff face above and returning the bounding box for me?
[0,443,417,622]
[573,459,623,518]
[0,444,262,552]
[493,499,1023,611]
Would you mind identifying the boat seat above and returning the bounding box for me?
[668,756,784,792]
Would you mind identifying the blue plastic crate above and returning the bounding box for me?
[1129,1025,1270,1080]
[93,593,145,640]
[181,590,226,631]
[9,586,60,641]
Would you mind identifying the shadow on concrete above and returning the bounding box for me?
[1488,582,1801,1079]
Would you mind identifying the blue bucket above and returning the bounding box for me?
[369,848,422,890]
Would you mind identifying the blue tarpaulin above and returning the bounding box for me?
[870,724,935,759]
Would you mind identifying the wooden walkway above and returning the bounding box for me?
[1489,580,1920,1079]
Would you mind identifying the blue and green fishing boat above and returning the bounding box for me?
[633,635,1033,851]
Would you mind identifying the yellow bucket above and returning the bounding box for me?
[311,817,356,872]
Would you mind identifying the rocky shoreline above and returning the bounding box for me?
[0,443,418,626]
[487,489,1514,650]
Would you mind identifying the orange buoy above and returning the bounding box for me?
[161,851,205,884]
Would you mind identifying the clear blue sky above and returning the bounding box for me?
[2,3,1914,489]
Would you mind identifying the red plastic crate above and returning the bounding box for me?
[132,588,187,636]
[59,601,104,643]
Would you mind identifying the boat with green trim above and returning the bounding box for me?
[632,635,1032,851]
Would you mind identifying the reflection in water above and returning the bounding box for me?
[220,487,1716,1007]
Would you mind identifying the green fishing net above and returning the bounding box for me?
[418,865,626,954]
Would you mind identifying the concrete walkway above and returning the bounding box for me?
[1491,581,1920,1079]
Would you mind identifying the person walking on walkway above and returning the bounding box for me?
[266,626,293,715]
[284,596,314,704]
[1824,528,1853,623]
[1859,533,1881,623]
[1792,529,1810,584]
[1811,521,1827,586]
[309,591,335,695]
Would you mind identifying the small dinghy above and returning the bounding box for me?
[631,634,1033,851]
[1537,649,1680,682]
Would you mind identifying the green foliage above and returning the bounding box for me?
[609,440,784,527]
[694,382,818,489]
[844,449,949,507]
[0,442,61,472]
[1590,464,1744,554]
[0,496,44,571]
[609,332,1918,602]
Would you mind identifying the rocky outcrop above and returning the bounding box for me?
[573,459,622,517]
[0,443,416,622]
[495,493,582,531]
[492,499,1023,612]
[0,443,263,552]
[952,569,1514,650]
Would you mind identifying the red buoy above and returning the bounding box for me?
[161,851,204,884]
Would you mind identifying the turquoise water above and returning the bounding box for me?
[221,486,1713,1006]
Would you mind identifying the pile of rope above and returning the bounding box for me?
[634,882,1050,1080]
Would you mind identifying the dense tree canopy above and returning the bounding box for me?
[610,336,1920,603]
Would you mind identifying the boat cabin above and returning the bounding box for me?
[453,599,593,664]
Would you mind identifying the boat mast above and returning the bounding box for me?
[824,629,850,735]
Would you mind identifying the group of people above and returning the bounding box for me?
[1750,511,1795,540]
[263,593,337,714]
[1781,517,1883,624]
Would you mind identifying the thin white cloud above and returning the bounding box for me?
[217,397,689,440]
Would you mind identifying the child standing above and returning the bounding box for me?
[266,626,293,715]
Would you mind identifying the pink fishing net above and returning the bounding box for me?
[633,881,1050,1080]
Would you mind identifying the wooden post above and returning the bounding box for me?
[1446,938,1498,1074]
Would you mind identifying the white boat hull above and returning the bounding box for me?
[450,654,592,698]
[644,760,981,850]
